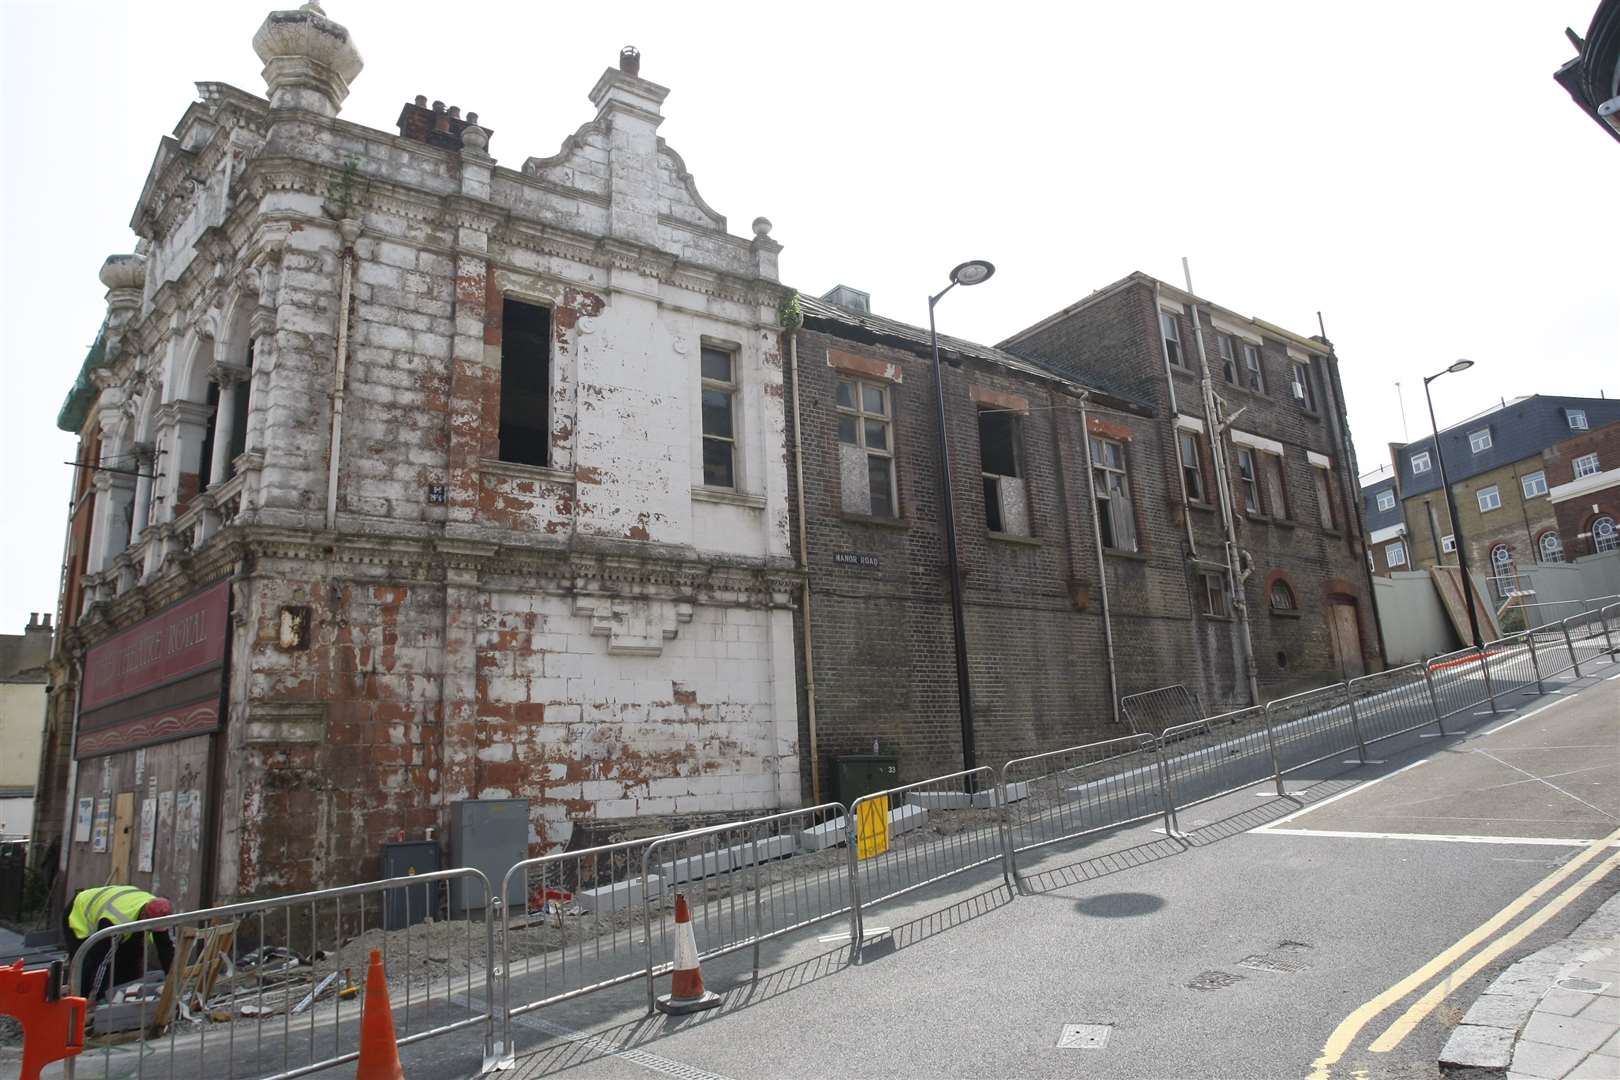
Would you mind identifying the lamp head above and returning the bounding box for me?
[1447,359,1474,374]
[949,260,996,287]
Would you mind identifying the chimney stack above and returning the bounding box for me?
[397,96,491,151]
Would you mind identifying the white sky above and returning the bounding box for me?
[2,0,1616,631]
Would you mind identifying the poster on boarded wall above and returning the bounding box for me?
[137,796,156,873]
[74,797,93,842]
[91,798,110,852]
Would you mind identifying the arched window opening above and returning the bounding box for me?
[1537,530,1564,564]
[1592,515,1617,555]
[1269,579,1297,612]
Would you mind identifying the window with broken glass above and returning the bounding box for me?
[1217,333,1237,383]
[1199,571,1229,618]
[1179,430,1206,503]
[979,406,1028,535]
[700,346,737,488]
[1090,436,1137,552]
[1242,343,1266,393]
[1236,448,1263,514]
[837,377,897,518]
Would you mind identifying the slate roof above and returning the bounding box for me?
[1361,475,1406,533]
[1394,395,1620,498]
[798,294,1152,412]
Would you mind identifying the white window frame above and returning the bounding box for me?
[836,376,898,518]
[1441,534,1456,553]
[1537,530,1564,564]
[1290,360,1317,411]
[1160,310,1183,368]
[1386,540,1408,568]
[1520,470,1548,499]
[1216,333,1237,382]
[1410,451,1431,476]
[699,345,739,490]
[1567,409,1588,431]
[1468,428,1492,454]
[1477,485,1501,512]
[1573,453,1601,478]
[1242,343,1265,393]
[1593,515,1618,554]
[1376,490,1396,513]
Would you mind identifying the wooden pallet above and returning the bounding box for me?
[149,921,237,1030]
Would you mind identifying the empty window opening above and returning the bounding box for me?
[979,407,1027,535]
[1269,580,1297,612]
[1199,571,1228,618]
[1237,449,1263,514]
[1217,334,1237,382]
[1242,343,1265,393]
[498,299,552,467]
[701,346,737,488]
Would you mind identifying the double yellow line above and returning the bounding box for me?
[1308,824,1620,1079]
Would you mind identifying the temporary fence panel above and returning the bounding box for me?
[1347,664,1442,744]
[1484,633,1541,699]
[1263,685,1363,776]
[66,867,495,1080]
[999,735,1167,886]
[847,767,1009,928]
[1556,610,1611,677]
[641,803,852,1011]
[495,833,664,1059]
[1427,646,1492,721]
[1157,706,1279,811]
[1120,685,1202,737]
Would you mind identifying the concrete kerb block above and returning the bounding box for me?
[1438,1024,1515,1077]
[796,803,930,852]
[656,834,796,885]
[905,782,1031,811]
[575,873,664,913]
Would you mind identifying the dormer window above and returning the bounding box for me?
[1410,451,1431,476]
[1468,428,1492,454]
[1567,409,1588,431]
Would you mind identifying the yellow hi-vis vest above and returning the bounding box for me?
[68,886,158,940]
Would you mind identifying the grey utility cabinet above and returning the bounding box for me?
[449,798,529,917]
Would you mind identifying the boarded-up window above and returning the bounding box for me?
[1312,465,1335,530]
[498,299,551,467]
[1262,452,1289,520]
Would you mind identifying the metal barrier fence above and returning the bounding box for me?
[1263,684,1364,777]
[1120,684,1202,736]
[1157,706,1277,812]
[1427,646,1493,720]
[51,597,1620,1076]
[66,867,495,1080]
[847,767,1009,941]
[641,803,853,1010]
[494,832,664,1065]
[1000,735,1168,890]
[1348,664,1446,743]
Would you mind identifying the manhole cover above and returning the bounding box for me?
[1056,1024,1112,1049]
[1186,970,1245,991]
[1238,954,1307,974]
[1554,976,1608,994]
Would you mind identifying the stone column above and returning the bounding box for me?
[129,442,155,540]
[208,363,250,487]
[86,470,135,577]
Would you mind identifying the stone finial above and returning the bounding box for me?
[620,47,640,76]
[461,123,490,155]
[99,253,147,292]
[253,3,364,118]
[751,217,773,238]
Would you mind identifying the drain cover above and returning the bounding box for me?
[1554,976,1608,994]
[1238,954,1307,974]
[1056,1024,1112,1049]
[1186,970,1245,991]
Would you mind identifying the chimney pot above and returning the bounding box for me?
[620,46,640,77]
[466,111,478,124]
[432,100,445,112]
[42,613,51,628]
[447,106,460,119]
[28,612,38,627]
[415,94,427,107]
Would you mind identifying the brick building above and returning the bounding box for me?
[1380,396,1620,599]
[37,5,797,904]
[786,272,1379,795]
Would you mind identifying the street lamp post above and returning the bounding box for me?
[928,259,995,775]
[1422,359,1483,649]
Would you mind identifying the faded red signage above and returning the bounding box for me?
[82,579,230,713]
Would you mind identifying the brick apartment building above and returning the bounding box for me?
[787,273,1379,794]
[37,5,797,905]
[1374,396,1620,599]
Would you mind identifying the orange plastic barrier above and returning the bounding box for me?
[0,958,87,1080]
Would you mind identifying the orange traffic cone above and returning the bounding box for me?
[655,893,721,1015]
[356,950,405,1080]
